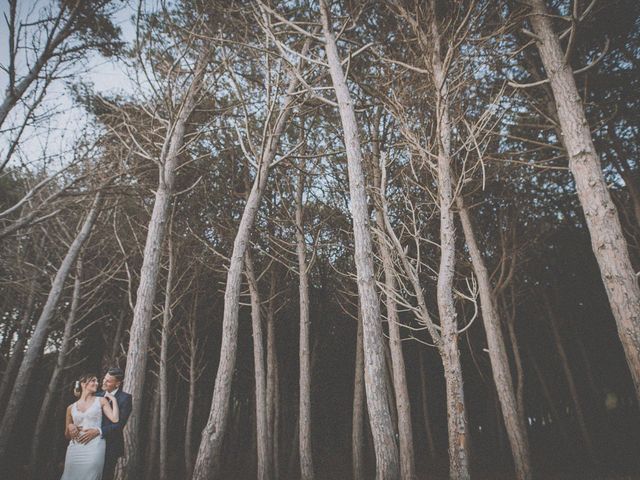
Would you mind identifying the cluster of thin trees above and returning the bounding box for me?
[1,1,639,479]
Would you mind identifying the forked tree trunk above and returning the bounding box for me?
[295,171,315,480]
[117,48,210,480]
[458,201,532,479]
[352,310,366,480]
[0,191,103,461]
[428,5,469,477]
[373,164,415,480]
[159,235,174,480]
[245,251,271,480]
[191,44,308,478]
[30,255,83,478]
[320,2,400,477]
[527,0,640,402]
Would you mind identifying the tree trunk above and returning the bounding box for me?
[295,171,315,480]
[144,389,161,480]
[245,251,271,480]
[184,291,200,479]
[352,310,366,480]
[191,46,307,478]
[107,308,126,368]
[527,0,640,402]
[265,267,279,478]
[0,191,103,461]
[29,255,83,478]
[504,287,526,421]
[419,350,437,460]
[159,235,174,480]
[117,48,209,480]
[458,201,532,479]
[372,123,415,480]
[320,3,400,477]
[428,5,470,477]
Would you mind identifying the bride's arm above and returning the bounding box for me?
[64,406,78,440]
[101,394,119,423]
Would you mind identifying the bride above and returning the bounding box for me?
[60,373,119,480]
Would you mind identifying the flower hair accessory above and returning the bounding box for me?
[75,381,80,390]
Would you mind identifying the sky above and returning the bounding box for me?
[0,0,139,173]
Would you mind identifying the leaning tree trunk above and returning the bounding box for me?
[245,251,271,480]
[527,0,640,402]
[159,234,174,480]
[116,48,209,480]
[352,309,366,480]
[458,200,532,480]
[0,191,103,461]
[29,255,83,478]
[295,171,315,480]
[373,184,415,480]
[191,43,308,479]
[320,2,400,477]
[428,5,469,477]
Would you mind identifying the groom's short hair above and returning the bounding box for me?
[107,367,124,382]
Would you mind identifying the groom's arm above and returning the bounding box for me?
[101,394,132,439]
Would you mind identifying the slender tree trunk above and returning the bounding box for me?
[29,255,83,478]
[428,5,470,477]
[265,267,279,478]
[0,191,103,461]
[107,308,126,368]
[504,287,526,420]
[352,309,366,480]
[245,251,271,480]
[527,0,640,402]
[144,390,161,480]
[458,201,532,479]
[419,350,437,460]
[191,47,307,478]
[295,171,315,480]
[544,297,595,458]
[184,292,199,479]
[0,274,36,413]
[372,128,415,480]
[320,3,400,477]
[159,235,174,480]
[117,48,209,480]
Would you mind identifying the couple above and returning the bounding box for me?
[61,367,132,480]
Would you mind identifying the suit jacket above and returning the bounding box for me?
[97,389,132,460]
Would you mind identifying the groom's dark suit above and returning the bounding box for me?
[97,388,132,480]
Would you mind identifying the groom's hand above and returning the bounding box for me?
[78,428,100,444]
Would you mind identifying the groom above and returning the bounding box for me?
[77,367,132,480]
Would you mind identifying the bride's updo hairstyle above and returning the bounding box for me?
[73,373,97,398]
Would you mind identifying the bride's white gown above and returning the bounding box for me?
[60,397,105,480]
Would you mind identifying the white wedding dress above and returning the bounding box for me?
[60,396,105,480]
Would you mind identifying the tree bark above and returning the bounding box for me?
[117,47,209,480]
[245,251,271,480]
[191,44,307,478]
[458,201,532,479]
[0,191,103,461]
[527,0,640,402]
[144,388,161,480]
[29,255,83,478]
[265,267,279,478]
[428,5,469,477]
[159,235,174,480]
[373,166,415,479]
[295,171,315,480]
[419,350,437,460]
[320,2,400,477]
[352,310,366,480]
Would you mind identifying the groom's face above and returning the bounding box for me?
[102,373,121,393]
